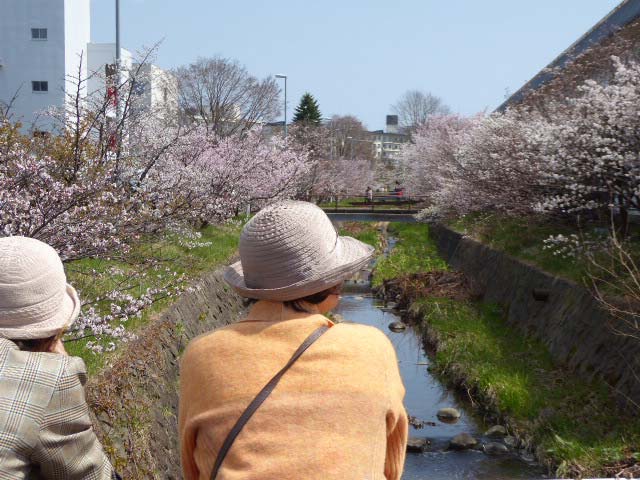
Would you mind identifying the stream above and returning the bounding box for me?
[337,280,547,479]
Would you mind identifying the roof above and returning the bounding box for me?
[496,0,640,112]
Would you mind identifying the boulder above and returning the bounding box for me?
[484,425,507,438]
[406,437,429,453]
[483,442,509,455]
[436,407,461,421]
[503,435,519,448]
[388,321,407,333]
[448,432,478,450]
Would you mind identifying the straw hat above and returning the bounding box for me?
[224,201,374,301]
[0,236,80,339]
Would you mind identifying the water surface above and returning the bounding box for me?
[336,289,547,480]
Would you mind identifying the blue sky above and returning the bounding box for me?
[91,0,621,130]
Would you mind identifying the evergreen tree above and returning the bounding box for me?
[293,93,322,125]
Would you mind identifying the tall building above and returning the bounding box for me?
[0,0,91,130]
[369,115,409,162]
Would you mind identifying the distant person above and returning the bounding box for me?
[179,201,408,480]
[393,181,404,201]
[365,186,373,203]
[0,236,117,479]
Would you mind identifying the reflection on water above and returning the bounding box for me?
[336,289,547,480]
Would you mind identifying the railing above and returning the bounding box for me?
[319,194,429,213]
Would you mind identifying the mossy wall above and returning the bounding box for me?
[431,224,640,408]
[85,268,244,479]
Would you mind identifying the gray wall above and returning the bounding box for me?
[86,267,244,479]
[431,224,640,408]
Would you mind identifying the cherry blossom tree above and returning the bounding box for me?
[287,122,376,201]
[399,114,477,215]
[0,51,311,352]
[535,57,640,235]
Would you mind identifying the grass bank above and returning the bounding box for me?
[376,222,640,478]
[65,222,242,374]
[373,223,447,287]
[447,213,588,283]
[319,197,415,210]
[338,221,386,251]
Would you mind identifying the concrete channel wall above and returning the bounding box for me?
[86,267,244,479]
[430,224,640,408]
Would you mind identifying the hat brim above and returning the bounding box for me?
[224,236,375,301]
[0,284,81,340]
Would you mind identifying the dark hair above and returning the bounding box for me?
[13,335,57,352]
[284,285,341,313]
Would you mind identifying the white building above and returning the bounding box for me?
[131,63,178,114]
[0,0,90,131]
[86,42,132,115]
[368,116,409,162]
[87,44,177,117]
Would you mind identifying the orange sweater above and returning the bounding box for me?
[179,300,408,480]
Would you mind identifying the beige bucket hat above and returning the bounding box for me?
[0,236,81,339]
[224,201,375,301]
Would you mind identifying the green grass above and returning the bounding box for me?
[374,222,640,477]
[447,213,640,297]
[372,223,448,287]
[338,222,383,251]
[64,222,242,374]
[447,213,589,283]
[318,197,415,210]
[319,197,365,208]
[414,297,640,477]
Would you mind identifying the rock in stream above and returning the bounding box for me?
[407,437,430,452]
[388,321,407,332]
[449,432,478,450]
[436,407,461,422]
[483,442,509,455]
[485,425,507,438]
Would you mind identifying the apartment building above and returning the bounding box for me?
[0,1,176,131]
[0,0,91,130]
[369,116,409,162]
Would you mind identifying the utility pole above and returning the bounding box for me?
[115,0,121,121]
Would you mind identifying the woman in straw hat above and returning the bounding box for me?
[179,201,408,480]
[0,236,116,479]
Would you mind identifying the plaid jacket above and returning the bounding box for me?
[0,338,115,479]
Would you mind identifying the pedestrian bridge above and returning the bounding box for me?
[320,194,424,222]
[325,212,416,223]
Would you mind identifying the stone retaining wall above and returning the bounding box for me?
[86,268,243,479]
[430,224,640,407]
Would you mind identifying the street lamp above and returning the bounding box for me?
[275,74,287,139]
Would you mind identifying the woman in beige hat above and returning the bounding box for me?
[179,201,408,480]
[0,236,117,479]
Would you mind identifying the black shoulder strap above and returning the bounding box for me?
[210,324,330,480]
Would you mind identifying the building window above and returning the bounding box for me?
[32,81,48,92]
[31,28,47,40]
